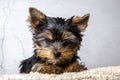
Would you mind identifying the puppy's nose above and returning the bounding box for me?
[54,52,61,58]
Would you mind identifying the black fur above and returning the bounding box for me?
[19,52,37,73]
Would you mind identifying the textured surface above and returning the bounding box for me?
[0,0,120,74]
[0,66,120,80]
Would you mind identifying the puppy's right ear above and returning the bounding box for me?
[71,14,90,32]
[29,7,47,30]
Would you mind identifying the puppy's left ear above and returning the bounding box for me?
[71,14,90,32]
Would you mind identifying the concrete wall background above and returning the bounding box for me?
[0,0,120,74]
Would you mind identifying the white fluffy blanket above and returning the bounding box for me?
[0,66,120,80]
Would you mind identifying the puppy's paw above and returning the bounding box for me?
[65,61,87,72]
[31,63,63,74]
[31,63,44,72]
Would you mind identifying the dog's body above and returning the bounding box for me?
[19,7,90,74]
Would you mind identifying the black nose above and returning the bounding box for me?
[54,52,61,57]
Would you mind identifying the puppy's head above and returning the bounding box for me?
[29,7,90,65]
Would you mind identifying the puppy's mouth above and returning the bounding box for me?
[47,58,62,65]
[46,56,72,66]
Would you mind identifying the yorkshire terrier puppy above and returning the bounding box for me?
[19,7,90,74]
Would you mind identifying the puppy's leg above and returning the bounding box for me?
[19,53,38,73]
[32,63,63,74]
[65,61,87,72]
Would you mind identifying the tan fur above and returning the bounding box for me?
[65,61,87,72]
[37,48,54,59]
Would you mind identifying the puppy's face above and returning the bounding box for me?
[29,7,89,65]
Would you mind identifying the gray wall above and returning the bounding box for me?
[0,0,120,74]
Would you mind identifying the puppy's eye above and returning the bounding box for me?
[37,40,46,46]
[62,40,74,46]
[45,38,53,43]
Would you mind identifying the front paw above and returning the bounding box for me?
[65,61,87,72]
[31,63,63,74]
[31,63,44,72]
